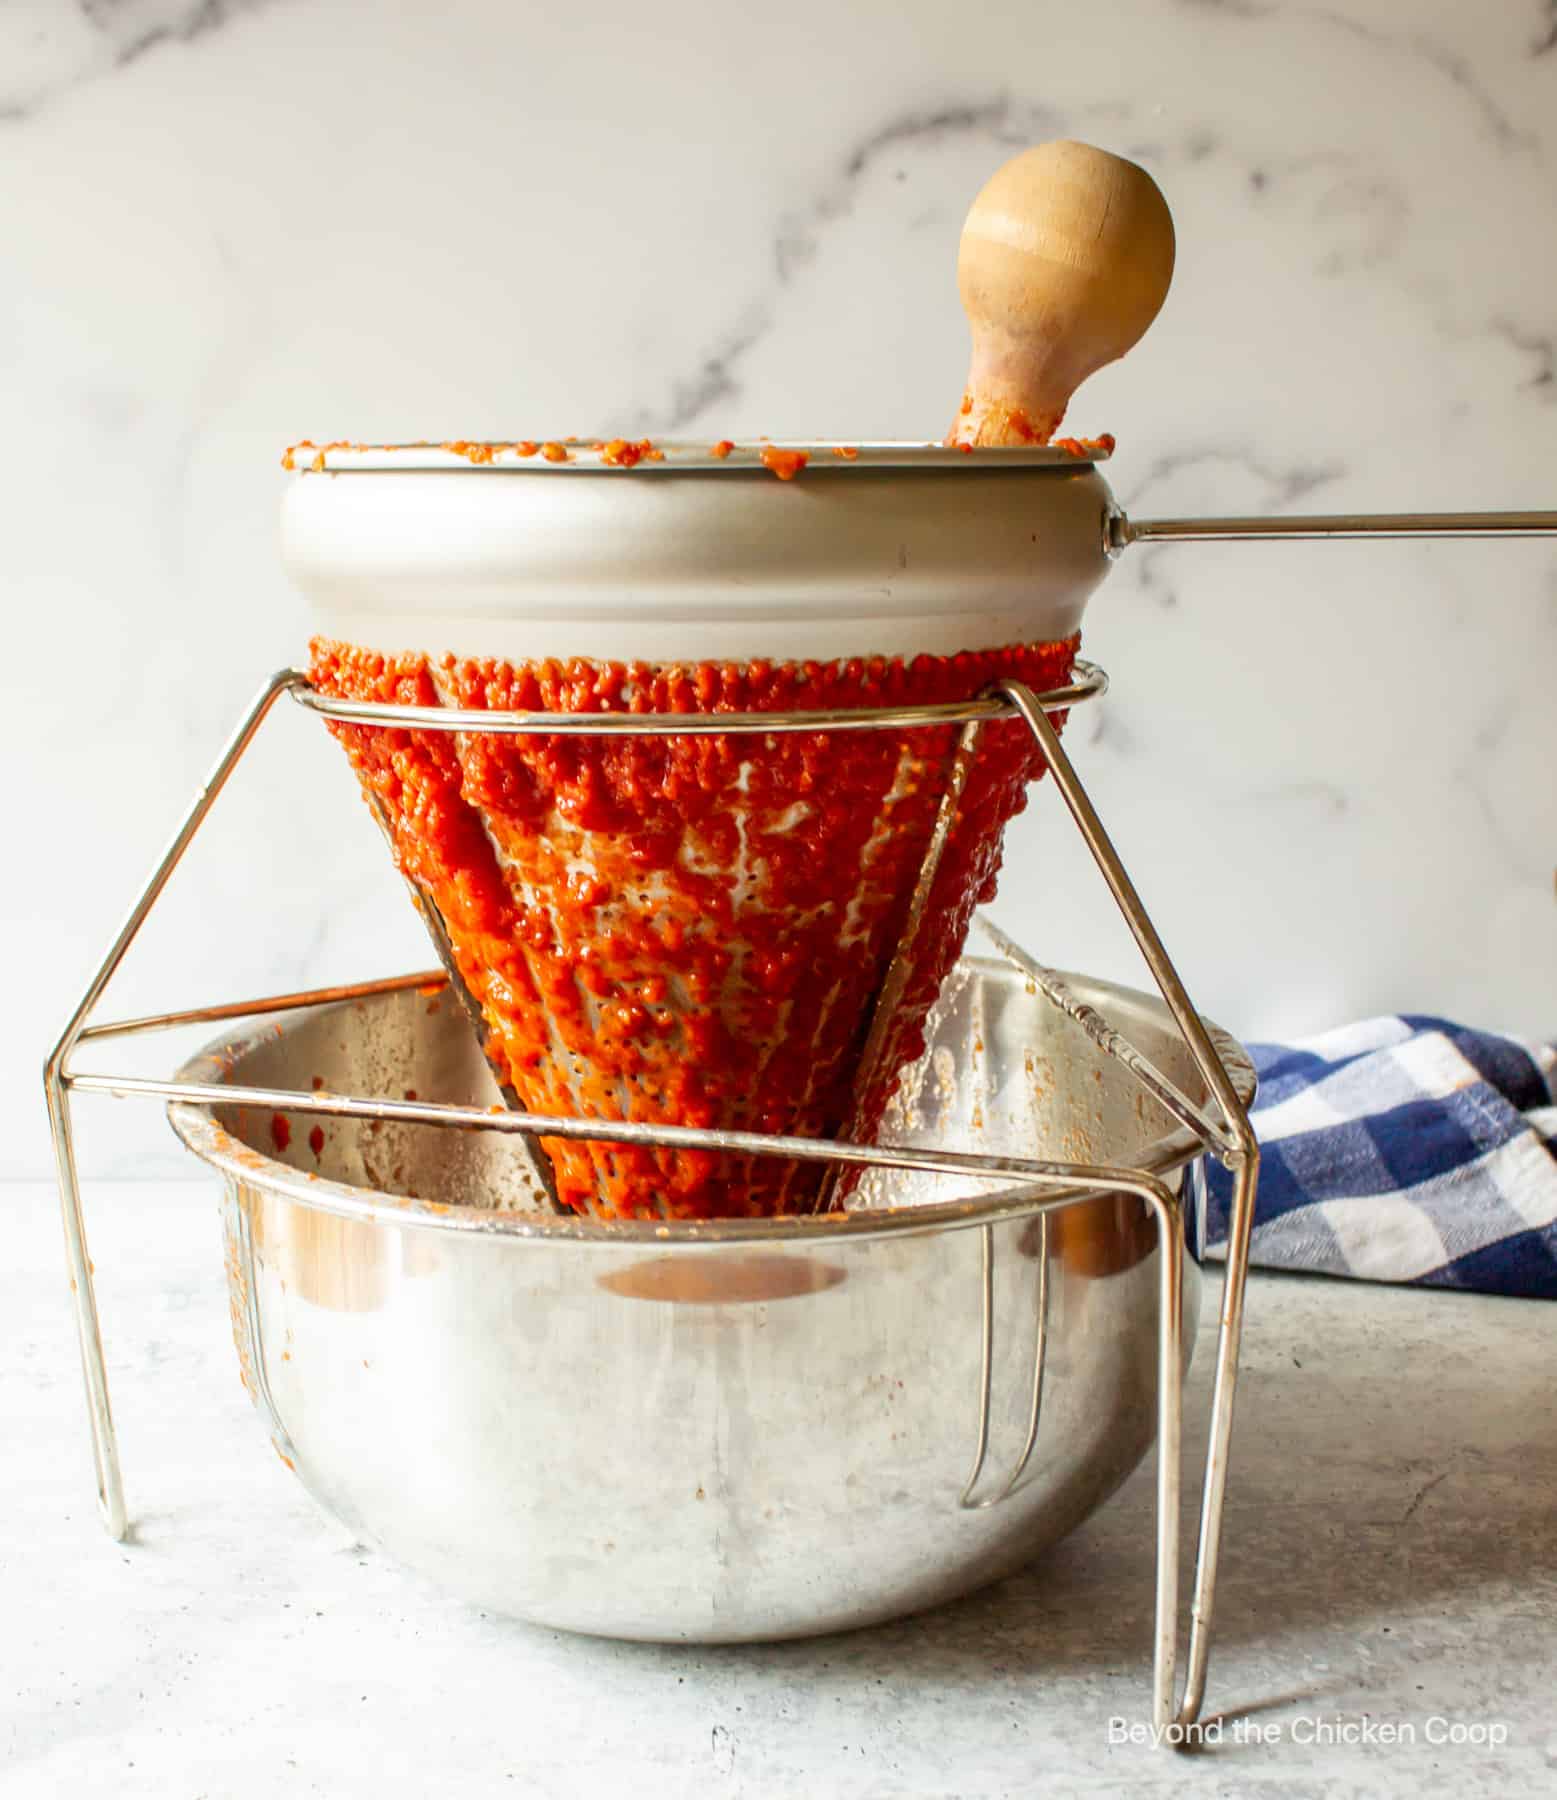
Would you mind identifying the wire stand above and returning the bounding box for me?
[45,661,1258,1737]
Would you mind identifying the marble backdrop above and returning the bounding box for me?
[5,0,1554,1179]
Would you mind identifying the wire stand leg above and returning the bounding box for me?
[42,671,303,1541]
[1175,1147,1257,1726]
[997,679,1261,1735]
[1148,1187,1185,1730]
[43,1067,125,1539]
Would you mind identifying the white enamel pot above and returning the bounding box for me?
[280,439,1556,666]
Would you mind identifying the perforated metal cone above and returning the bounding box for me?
[309,636,1078,1219]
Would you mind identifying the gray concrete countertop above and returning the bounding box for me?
[7,1182,1555,1797]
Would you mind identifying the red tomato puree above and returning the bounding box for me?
[310,636,1078,1220]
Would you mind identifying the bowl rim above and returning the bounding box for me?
[166,958,1253,1247]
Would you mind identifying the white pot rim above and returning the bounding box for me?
[281,441,1120,664]
[282,437,1115,474]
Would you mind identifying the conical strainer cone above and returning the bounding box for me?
[309,636,1078,1219]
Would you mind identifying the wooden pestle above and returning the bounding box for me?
[949,140,1175,447]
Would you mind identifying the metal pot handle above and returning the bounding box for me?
[1110,509,1557,551]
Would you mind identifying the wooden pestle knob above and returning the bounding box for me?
[949,140,1175,447]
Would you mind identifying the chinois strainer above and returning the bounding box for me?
[285,439,1557,1222]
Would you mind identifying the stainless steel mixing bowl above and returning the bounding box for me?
[167,957,1254,1642]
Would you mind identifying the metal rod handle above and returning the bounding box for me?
[1113,509,1557,549]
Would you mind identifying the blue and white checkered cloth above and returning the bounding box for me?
[1205,1016,1557,1299]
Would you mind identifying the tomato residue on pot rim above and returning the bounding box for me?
[596,438,665,468]
[1051,433,1116,458]
[281,439,360,472]
[759,445,809,481]
[943,403,1115,459]
[282,436,1113,472]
